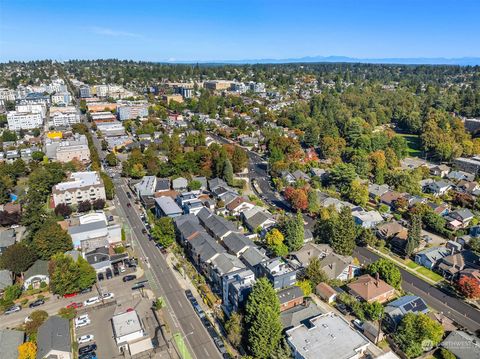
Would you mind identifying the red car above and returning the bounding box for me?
[66,302,83,309]
[63,292,78,298]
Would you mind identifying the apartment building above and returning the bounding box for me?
[117,104,149,121]
[51,110,80,127]
[51,92,72,105]
[7,111,43,130]
[15,102,46,118]
[52,171,106,207]
[79,85,91,98]
[204,80,232,91]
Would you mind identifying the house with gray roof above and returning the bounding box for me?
[172,177,188,192]
[24,260,49,289]
[258,257,298,290]
[222,268,256,314]
[134,175,157,199]
[208,177,228,192]
[288,243,332,269]
[240,246,269,275]
[36,316,72,359]
[188,231,225,270]
[0,270,12,295]
[0,329,24,359]
[242,207,276,232]
[352,210,383,229]
[441,330,480,359]
[210,253,246,290]
[415,246,450,269]
[223,232,253,257]
[384,295,429,331]
[368,183,390,199]
[281,300,323,330]
[154,196,183,218]
[197,208,238,240]
[192,176,207,191]
[319,253,360,281]
[0,229,16,254]
[292,170,310,182]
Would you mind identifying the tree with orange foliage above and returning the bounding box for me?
[457,275,480,299]
[18,342,37,359]
[284,187,308,211]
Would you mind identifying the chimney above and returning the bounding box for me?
[375,272,380,287]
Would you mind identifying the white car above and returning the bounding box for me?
[119,265,126,273]
[78,334,94,344]
[83,297,100,306]
[75,314,89,324]
[102,292,114,300]
[75,319,91,328]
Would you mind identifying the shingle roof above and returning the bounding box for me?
[0,270,12,291]
[281,301,323,330]
[319,253,354,280]
[36,316,71,359]
[24,260,49,279]
[240,247,268,268]
[441,331,480,359]
[189,232,225,262]
[0,329,24,359]
[277,286,303,305]
[385,295,428,326]
[211,253,245,275]
[347,274,394,302]
[223,232,252,255]
[245,211,273,229]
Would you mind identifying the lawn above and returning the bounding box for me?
[405,260,420,269]
[417,267,444,282]
[399,133,422,157]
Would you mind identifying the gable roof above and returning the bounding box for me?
[441,331,480,359]
[189,232,225,262]
[385,295,428,326]
[319,253,355,280]
[37,316,71,358]
[24,260,49,279]
[245,210,274,230]
[240,246,269,268]
[223,232,252,255]
[211,253,245,276]
[0,329,24,359]
[281,301,323,330]
[277,286,304,305]
[347,274,394,302]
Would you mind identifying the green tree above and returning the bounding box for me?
[49,254,81,295]
[406,213,421,256]
[31,151,45,162]
[2,284,22,303]
[307,189,320,214]
[231,146,248,173]
[245,278,282,359]
[0,243,37,274]
[346,179,369,207]
[222,159,234,185]
[151,217,175,247]
[76,257,96,290]
[225,312,243,348]
[265,228,289,257]
[33,221,73,260]
[54,203,72,218]
[394,313,444,358]
[105,152,118,166]
[100,172,115,199]
[282,212,304,252]
[304,257,328,286]
[367,259,402,289]
[364,301,384,321]
[24,310,48,336]
[188,180,202,191]
[329,163,357,193]
[330,207,356,255]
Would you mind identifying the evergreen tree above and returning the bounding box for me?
[283,212,304,252]
[406,214,422,256]
[330,207,356,255]
[222,159,234,185]
[32,220,73,260]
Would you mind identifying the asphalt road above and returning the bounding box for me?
[354,246,480,333]
[114,181,222,359]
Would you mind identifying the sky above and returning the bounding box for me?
[0,0,479,62]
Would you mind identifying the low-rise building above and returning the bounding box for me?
[0,329,24,359]
[7,111,43,130]
[52,171,106,207]
[415,246,450,269]
[36,316,71,359]
[319,253,360,281]
[258,257,297,290]
[286,312,369,359]
[441,330,480,359]
[278,286,304,312]
[347,274,395,304]
[154,196,183,218]
[384,295,429,331]
[112,310,152,355]
[51,110,80,127]
[352,210,383,229]
[222,268,255,314]
[23,260,49,289]
[117,104,148,121]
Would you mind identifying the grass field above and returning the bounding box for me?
[417,267,444,282]
[405,260,420,269]
[398,133,422,157]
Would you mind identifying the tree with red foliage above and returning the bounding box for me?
[284,186,308,211]
[54,203,72,218]
[457,275,480,299]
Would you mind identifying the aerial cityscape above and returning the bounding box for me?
[0,1,479,359]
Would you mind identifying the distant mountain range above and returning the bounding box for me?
[169,56,480,66]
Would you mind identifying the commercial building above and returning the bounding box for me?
[87,102,117,112]
[45,134,90,163]
[112,310,152,355]
[52,171,106,207]
[51,92,72,105]
[286,313,369,359]
[162,94,184,104]
[179,87,193,99]
[96,122,125,137]
[7,111,43,130]
[155,196,183,218]
[90,111,117,123]
[15,102,46,117]
[79,85,91,98]
[23,92,50,106]
[117,104,149,121]
[204,80,232,91]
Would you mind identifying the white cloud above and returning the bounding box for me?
[89,26,142,38]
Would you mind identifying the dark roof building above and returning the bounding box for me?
[36,316,71,359]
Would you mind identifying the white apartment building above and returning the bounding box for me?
[52,171,106,207]
[94,85,108,97]
[7,111,43,130]
[16,102,47,118]
[51,92,72,105]
[51,111,80,127]
[0,88,16,101]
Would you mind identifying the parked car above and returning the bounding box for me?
[66,302,83,309]
[336,303,350,315]
[127,192,132,199]
[131,283,145,290]
[213,337,227,354]
[113,266,120,276]
[142,228,147,234]
[29,299,45,308]
[75,319,91,328]
[4,305,21,315]
[123,275,137,282]
[75,314,89,323]
[79,352,97,359]
[106,268,113,279]
[78,334,94,344]
[101,292,114,300]
[353,319,364,331]
[79,344,97,355]
[83,297,100,306]
[108,215,114,222]
[185,290,194,301]
[127,203,131,207]
[80,287,92,294]
[119,265,126,273]
[98,273,104,281]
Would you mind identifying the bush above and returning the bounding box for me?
[113,246,125,254]
[58,307,76,320]
[438,348,456,359]
[3,284,22,303]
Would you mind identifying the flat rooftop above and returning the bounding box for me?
[54,171,101,191]
[112,310,143,339]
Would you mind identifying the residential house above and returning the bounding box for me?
[379,191,405,209]
[0,229,16,254]
[456,180,480,195]
[425,180,452,196]
[437,250,480,280]
[446,208,474,230]
[36,316,72,359]
[315,282,337,304]
[376,221,408,241]
[223,232,253,257]
[222,268,256,314]
[310,168,328,181]
[347,274,396,304]
[277,286,304,312]
[280,171,296,185]
[258,257,298,290]
[352,210,383,229]
[197,208,238,240]
[172,177,188,192]
[281,301,323,331]
[0,270,12,296]
[447,170,475,182]
[384,295,429,331]
[319,253,360,281]
[427,202,450,216]
[240,246,269,276]
[292,170,310,182]
[368,184,390,199]
[23,260,49,289]
[441,330,480,359]
[188,231,226,272]
[154,196,183,218]
[415,246,450,269]
[241,206,276,232]
[0,329,24,359]
[210,253,246,290]
[286,313,369,359]
[226,197,255,216]
[192,176,207,192]
[287,243,333,269]
[304,228,314,243]
[84,247,112,273]
[457,268,480,289]
[430,164,451,178]
[134,176,157,200]
[156,178,171,193]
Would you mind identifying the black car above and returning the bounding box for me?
[105,268,113,279]
[79,344,97,355]
[123,274,137,282]
[80,287,92,294]
[131,283,145,290]
[213,337,227,354]
[336,303,350,315]
[79,352,96,359]
[127,192,132,198]
[98,272,104,281]
[185,289,194,301]
[113,266,120,276]
[142,228,147,234]
[29,299,45,308]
